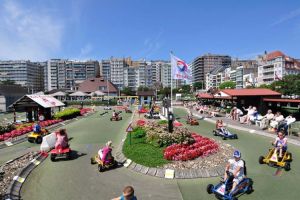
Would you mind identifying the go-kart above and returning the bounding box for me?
[104,106,112,110]
[50,145,72,161]
[27,128,49,144]
[207,170,253,200]
[90,155,118,172]
[144,112,160,119]
[110,114,122,121]
[259,146,292,171]
[125,109,132,113]
[186,118,199,126]
[213,128,238,140]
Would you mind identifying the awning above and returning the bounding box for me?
[50,91,66,96]
[9,95,65,110]
[69,91,89,96]
[263,98,300,103]
[91,90,105,96]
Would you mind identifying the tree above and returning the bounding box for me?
[121,87,135,96]
[137,86,150,91]
[193,82,204,90]
[219,81,236,89]
[270,74,300,95]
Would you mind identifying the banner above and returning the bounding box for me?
[171,53,192,80]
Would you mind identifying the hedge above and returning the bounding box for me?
[65,100,117,106]
[54,108,81,120]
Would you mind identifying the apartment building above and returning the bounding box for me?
[0,60,44,93]
[192,53,231,84]
[45,59,100,91]
[257,51,300,85]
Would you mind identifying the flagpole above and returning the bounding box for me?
[170,51,173,110]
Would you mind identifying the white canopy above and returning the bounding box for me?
[50,91,66,96]
[69,91,89,96]
[91,90,105,96]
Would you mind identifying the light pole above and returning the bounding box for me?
[106,71,110,106]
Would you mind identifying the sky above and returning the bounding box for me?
[0,0,300,63]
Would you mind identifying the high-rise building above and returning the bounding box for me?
[45,59,100,91]
[110,57,127,89]
[0,60,44,93]
[205,65,229,90]
[257,51,300,85]
[192,53,231,84]
[100,59,111,81]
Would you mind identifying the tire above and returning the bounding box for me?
[246,185,253,194]
[66,151,72,160]
[259,156,265,164]
[28,138,33,143]
[206,184,214,194]
[110,118,112,121]
[222,136,227,140]
[98,164,104,172]
[284,162,291,171]
[50,154,56,162]
[287,153,293,161]
[234,135,238,139]
[91,158,96,164]
[36,136,43,144]
[232,197,238,200]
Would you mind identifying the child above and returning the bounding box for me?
[216,120,227,135]
[272,131,287,158]
[98,141,113,164]
[55,129,69,149]
[112,186,137,200]
[33,121,41,133]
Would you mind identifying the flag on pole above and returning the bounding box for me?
[171,53,192,80]
[275,71,282,80]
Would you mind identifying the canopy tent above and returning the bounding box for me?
[91,90,105,96]
[69,91,89,96]
[50,91,66,97]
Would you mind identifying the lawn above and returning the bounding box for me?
[122,128,169,167]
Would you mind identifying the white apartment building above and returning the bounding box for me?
[257,51,300,85]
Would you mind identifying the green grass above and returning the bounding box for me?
[123,132,169,167]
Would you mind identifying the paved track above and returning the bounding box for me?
[9,108,300,200]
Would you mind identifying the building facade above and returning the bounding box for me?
[192,53,231,85]
[257,51,300,85]
[45,59,100,91]
[0,60,44,93]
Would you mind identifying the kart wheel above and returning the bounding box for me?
[259,156,265,164]
[66,152,72,160]
[284,162,291,171]
[213,131,217,136]
[98,164,104,172]
[36,136,43,144]
[287,153,293,161]
[222,136,227,140]
[232,197,238,200]
[206,184,214,194]
[50,154,56,162]
[246,185,253,194]
[91,158,96,164]
[234,135,238,139]
[120,117,122,120]
[28,138,33,143]
[110,118,112,121]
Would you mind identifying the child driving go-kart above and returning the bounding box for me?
[55,129,69,149]
[213,120,238,139]
[272,131,287,158]
[111,110,122,121]
[91,141,117,172]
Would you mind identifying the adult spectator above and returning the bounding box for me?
[249,107,259,124]
[277,114,296,135]
[260,109,274,129]
[270,112,284,130]
[240,106,254,124]
[230,107,237,120]
[235,107,243,121]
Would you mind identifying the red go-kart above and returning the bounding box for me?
[50,145,72,161]
[110,115,122,121]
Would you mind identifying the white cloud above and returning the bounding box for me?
[80,44,93,57]
[0,0,64,61]
[271,8,300,26]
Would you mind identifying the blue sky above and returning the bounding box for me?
[0,0,300,62]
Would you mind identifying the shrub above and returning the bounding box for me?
[0,123,16,135]
[132,127,146,138]
[54,108,81,120]
[158,120,167,125]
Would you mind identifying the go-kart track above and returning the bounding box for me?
[2,107,300,200]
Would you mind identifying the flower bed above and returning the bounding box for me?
[80,108,92,115]
[163,133,219,161]
[0,119,63,142]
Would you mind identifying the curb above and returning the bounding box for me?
[2,152,47,200]
[116,118,225,179]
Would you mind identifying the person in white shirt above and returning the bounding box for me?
[240,106,253,124]
[224,150,245,193]
[260,110,274,129]
[270,112,284,129]
[277,114,296,135]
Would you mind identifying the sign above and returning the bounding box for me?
[126,124,133,132]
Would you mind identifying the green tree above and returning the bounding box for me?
[137,86,150,91]
[193,82,204,90]
[258,84,271,89]
[270,74,300,95]
[219,81,236,89]
[121,87,135,96]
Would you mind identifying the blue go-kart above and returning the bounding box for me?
[207,170,253,200]
[213,128,238,140]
